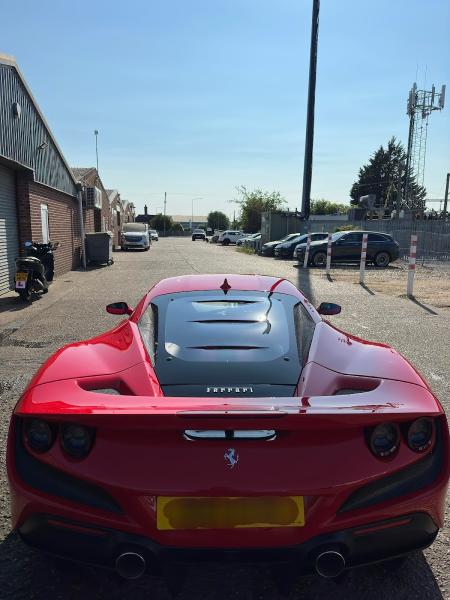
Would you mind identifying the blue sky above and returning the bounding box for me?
[2,0,449,219]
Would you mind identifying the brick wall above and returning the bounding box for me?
[77,170,112,232]
[84,208,95,234]
[28,182,81,276]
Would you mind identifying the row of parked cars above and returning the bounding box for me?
[213,228,400,268]
[261,231,400,267]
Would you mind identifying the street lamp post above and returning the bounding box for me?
[190,197,203,231]
[301,0,320,220]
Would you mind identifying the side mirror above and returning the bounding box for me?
[106,302,133,316]
[317,302,341,316]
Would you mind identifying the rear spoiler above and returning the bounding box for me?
[15,378,443,423]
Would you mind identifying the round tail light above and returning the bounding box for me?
[370,423,400,457]
[25,419,54,453]
[408,418,434,452]
[61,423,94,458]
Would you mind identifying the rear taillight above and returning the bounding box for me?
[24,419,55,453]
[407,418,434,453]
[60,423,95,458]
[23,418,94,459]
[369,423,400,458]
[368,418,436,458]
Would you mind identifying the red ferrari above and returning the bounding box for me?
[7,274,449,582]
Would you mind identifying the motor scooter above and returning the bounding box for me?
[15,241,59,302]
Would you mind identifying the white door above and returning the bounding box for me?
[41,204,49,243]
[0,164,19,294]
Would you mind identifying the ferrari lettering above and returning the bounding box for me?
[206,387,254,393]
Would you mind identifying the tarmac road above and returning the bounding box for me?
[0,237,449,599]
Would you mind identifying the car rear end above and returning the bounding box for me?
[7,284,449,578]
[8,388,448,578]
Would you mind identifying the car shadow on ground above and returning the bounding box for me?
[0,532,444,600]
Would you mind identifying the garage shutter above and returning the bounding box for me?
[0,164,19,294]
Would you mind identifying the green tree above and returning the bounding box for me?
[310,199,349,215]
[171,222,184,232]
[207,211,229,231]
[350,137,426,209]
[150,213,173,233]
[234,186,286,233]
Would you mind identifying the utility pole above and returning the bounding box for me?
[163,191,167,237]
[94,130,99,172]
[301,0,320,220]
[444,173,450,218]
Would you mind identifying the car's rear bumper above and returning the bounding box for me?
[18,511,438,574]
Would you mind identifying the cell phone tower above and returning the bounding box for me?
[403,83,445,207]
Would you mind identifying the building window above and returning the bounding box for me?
[40,204,49,243]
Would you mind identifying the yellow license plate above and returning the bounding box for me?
[15,272,28,282]
[157,496,305,530]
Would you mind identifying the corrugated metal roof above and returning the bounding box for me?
[171,215,208,222]
[0,54,77,197]
[71,167,96,182]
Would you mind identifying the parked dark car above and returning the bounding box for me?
[274,232,328,258]
[192,229,206,241]
[296,231,399,267]
[260,233,301,256]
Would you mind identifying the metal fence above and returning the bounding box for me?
[299,219,450,261]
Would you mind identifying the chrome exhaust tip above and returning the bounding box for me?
[315,550,346,578]
[115,552,146,579]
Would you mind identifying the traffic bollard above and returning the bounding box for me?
[407,234,418,297]
[303,232,312,268]
[326,233,332,274]
[359,233,368,284]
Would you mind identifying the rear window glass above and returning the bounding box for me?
[368,233,389,241]
[138,290,311,388]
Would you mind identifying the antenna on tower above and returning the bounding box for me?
[403,82,446,208]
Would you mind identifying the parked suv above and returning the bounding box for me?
[296,231,399,267]
[121,223,150,251]
[192,228,206,241]
[218,230,244,245]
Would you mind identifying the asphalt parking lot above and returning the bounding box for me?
[0,237,449,600]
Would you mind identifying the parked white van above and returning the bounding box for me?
[121,223,151,251]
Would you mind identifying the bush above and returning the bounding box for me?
[334,224,361,232]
